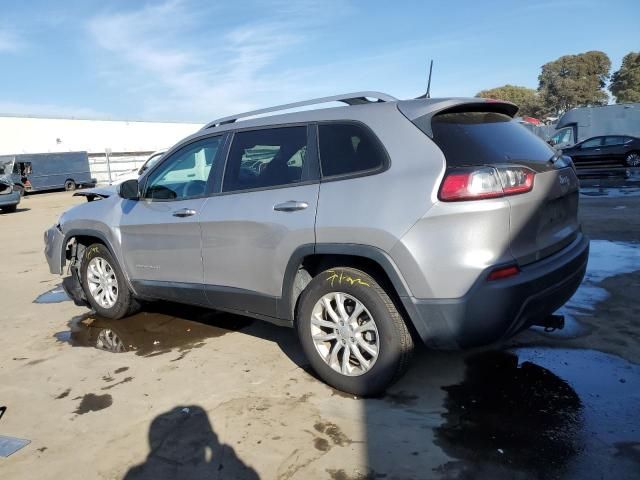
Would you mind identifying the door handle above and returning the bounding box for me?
[273,201,309,212]
[173,208,197,217]
[595,148,601,151]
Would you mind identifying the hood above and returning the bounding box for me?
[73,185,117,202]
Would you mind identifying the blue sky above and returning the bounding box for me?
[0,0,637,122]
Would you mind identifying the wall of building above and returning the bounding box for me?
[0,116,203,184]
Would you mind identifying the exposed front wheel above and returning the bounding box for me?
[296,267,414,396]
[64,180,76,191]
[80,243,139,319]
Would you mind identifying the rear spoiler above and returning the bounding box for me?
[397,98,519,137]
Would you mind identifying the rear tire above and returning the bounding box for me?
[296,267,414,396]
[2,204,17,213]
[64,180,76,191]
[80,243,139,319]
[626,151,640,168]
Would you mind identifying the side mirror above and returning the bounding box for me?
[119,179,140,200]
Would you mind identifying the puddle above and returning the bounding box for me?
[530,313,592,339]
[55,305,253,355]
[530,240,640,340]
[34,285,70,304]
[580,187,640,198]
[580,174,640,198]
[435,347,640,478]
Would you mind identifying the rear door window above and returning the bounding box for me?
[603,136,625,146]
[430,111,555,166]
[222,127,308,192]
[581,137,603,148]
[318,123,387,177]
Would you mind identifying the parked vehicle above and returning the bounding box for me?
[0,151,96,192]
[549,103,640,149]
[562,135,640,171]
[110,149,167,185]
[44,92,588,395]
[0,158,22,213]
[0,177,21,213]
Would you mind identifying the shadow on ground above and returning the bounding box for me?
[123,405,259,479]
[59,300,640,479]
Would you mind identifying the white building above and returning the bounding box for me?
[0,115,202,183]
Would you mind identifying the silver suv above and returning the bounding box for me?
[44,92,588,395]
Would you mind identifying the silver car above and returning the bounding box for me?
[44,92,588,395]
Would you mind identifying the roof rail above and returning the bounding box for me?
[203,91,397,129]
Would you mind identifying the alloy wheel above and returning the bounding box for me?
[86,256,119,309]
[310,292,380,376]
[626,152,640,167]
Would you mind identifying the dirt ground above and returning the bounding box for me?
[1,183,639,480]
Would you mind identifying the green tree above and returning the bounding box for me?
[475,84,544,118]
[538,51,611,115]
[610,52,640,103]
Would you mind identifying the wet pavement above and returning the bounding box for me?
[579,172,640,198]
[434,348,640,479]
[3,186,640,479]
[53,304,253,356]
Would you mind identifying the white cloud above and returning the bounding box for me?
[86,0,339,121]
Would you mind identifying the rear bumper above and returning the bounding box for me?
[0,190,20,208]
[403,233,589,349]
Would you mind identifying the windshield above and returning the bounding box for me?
[144,153,164,170]
[0,158,14,177]
[551,128,574,146]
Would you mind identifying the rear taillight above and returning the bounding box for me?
[487,265,520,281]
[439,166,535,202]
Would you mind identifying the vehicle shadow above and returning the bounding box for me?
[0,207,30,214]
[122,405,259,480]
[360,347,585,479]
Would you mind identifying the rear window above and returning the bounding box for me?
[430,111,555,166]
[318,123,387,177]
[603,136,625,146]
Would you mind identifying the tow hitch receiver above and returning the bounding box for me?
[533,314,565,332]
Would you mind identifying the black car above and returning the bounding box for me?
[562,135,640,172]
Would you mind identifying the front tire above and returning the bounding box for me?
[296,267,414,396]
[80,243,139,319]
[2,204,17,213]
[64,180,76,191]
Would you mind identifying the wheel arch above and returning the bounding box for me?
[279,244,424,339]
[62,229,136,293]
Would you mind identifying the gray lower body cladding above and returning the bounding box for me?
[405,233,589,349]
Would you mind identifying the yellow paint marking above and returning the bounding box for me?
[326,270,370,288]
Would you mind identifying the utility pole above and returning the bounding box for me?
[105,148,112,184]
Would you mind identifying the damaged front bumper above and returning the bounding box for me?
[44,224,65,275]
[44,223,90,307]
